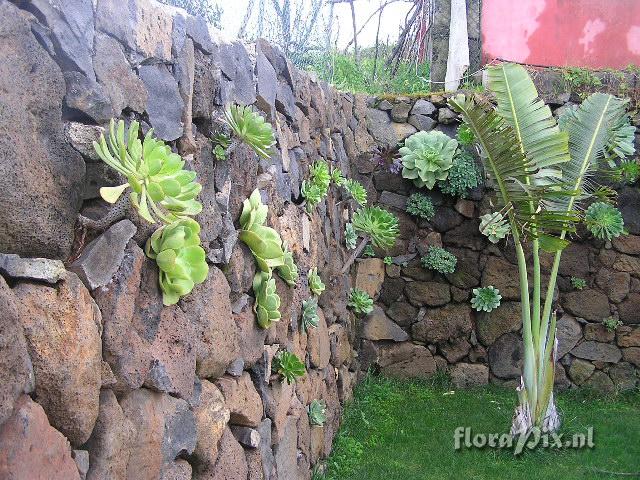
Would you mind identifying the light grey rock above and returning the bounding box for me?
[360,306,410,342]
[230,426,261,448]
[0,254,66,285]
[571,341,622,363]
[72,450,89,480]
[408,114,437,131]
[139,64,185,141]
[64,71,114,122]
[411,99,436,116]
[70,220,137,290]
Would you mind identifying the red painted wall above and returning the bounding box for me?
[481,0,640,68]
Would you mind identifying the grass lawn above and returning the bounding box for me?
[319,374,640,480]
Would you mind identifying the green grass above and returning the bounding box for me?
[320,374,640,480]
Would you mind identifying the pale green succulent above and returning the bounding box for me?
[400,130,458,189]
[345,223,357,250]
[602,316,623,332]
[224,104,275,159]
[351,206,399,249]
[253,271,281,329]
[301,297,320,332]
[570,276,587,290]
[308,399,327,426]
[276,244,298,287]
[348,288,373,316]
[479,212,511,243]
[421,246,457,274]
[471,286,502,312]
[302,160,331,212]
[584,202,625,240]
[273,350,306,384]
[384,256,393,265]
[145,219,209,306]
[239,190,286,272]
[308,267,325,296]
[456,123,475,145]
[94,119,202,224]
[343,179,367,206]
[212,133,230,161]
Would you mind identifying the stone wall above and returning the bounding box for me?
[0,0,385,478]
[0,0,639,478]
[353,91,640,393]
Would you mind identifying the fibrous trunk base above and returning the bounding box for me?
[510,379,560,436]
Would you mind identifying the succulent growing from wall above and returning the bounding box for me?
[94,119,203,224]
[570,276,587,290]
[239,190,286,272]
[383,256,393,265]
[611,159,640,185]
[302,160,332,212]
[584,202,625,240]
[345,223,357,250]
[479,212,511,243]
[421,246,457,274]
[437,151,481,198]
[331,167,345,186]
[212,133,231,161]
[405,192,435,220]
[273,350,306,384]
[347,288,374,316]
[276,244,298,287]
[343,178,368,206]
[456,123,475,145]
[301,297,320,332]
[308,267,325,296]
[145,219,209,306]
[362,244,376,257]
[308,399,327,426]
[471,286,502,312]
[602,316,623,332]
[252,271,281,329]
[224,104,275,159]
[351,206,400,249]
[400,130,458,189]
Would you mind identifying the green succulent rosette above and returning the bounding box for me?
[347,288,374,316]
[276,244,299,287]
[144,218,209,306]
[471,286,502,313]
[273,350,306,384]
[224,104,275,159]
[308,399,327,426]
[479,212,511,243]
[94,119,202,224]
[308,267,325,296]
[352,206,399,249]
[584,202,625,240]
[240,189,268,231]
[301,297,320,332]
[343,178,368,206]
[253,271,281,329]
[400,130,458,189]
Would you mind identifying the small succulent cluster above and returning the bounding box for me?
[570,276,587,290]
[352,206,400,249]
[94,119,207,306]
[421,246,457,274]
[584,202,625,240]
[342,178,368,206]
[348,288,374,316]
[302,160,331,213]
[301,297,320,332]
[94,119,202,224]
[212,133,231,161]
[405,192,435,220]
[437,151,481,198]
[308,399,327,426]
[239,190,297,328]
[383,256,393,265]
[602,316,623,332]
[308,267,325,296]
[331,168,345,186]
[400,130,458,189]
[273,350,306,384]
[145,219,209,306]
[471,286,502,313]
[223,104,275,159]
[362,244,376,257]
[611,159,640,185]
[456,123,475,145]
[479,212,510,243]
[344,223,357,250]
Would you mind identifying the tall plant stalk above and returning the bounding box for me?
[450,63,633,435]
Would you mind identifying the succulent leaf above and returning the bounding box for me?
[253,271,281,329]
[345,223,357,250]
[437,151,481,198]
[343,178,368,206]
[347,288,373,316]
[471,286,502,312]
[421,246,457,274]
[224,104,275,159]
[308,399,327,426]
[479,212,511,243]
[584,202,625,240]
[276,244,299,287]
[405,193,435,220]
[351,206,399,250]
[308,267,325,296]
[273,350,305,384]
[301,297,320,332]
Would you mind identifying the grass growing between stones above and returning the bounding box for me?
[319,374,640,480]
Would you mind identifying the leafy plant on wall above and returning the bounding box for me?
[239,189,298,329]
[223,104,276,159]
[450,62,635,436]
[92,119,208,306]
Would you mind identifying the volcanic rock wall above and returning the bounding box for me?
[1,0,639,479]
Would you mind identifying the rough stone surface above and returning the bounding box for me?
[379,343,437,379]
[412,304,472,343]
[139,64,184,141]
[193,380,230,471]
[0,1,84,259]
[199,427,248,480]
[0,253,66,284]
[355,259,386,299]
[556,315,583,359]
[476,301,521,346]
[563,289,611,322]
[216,373,263,428]
[488,333,524,379]
[618,293,640,324]
[14,273,102,446]
[308,309,331,369]
[0,396,80,480]
[450,363,489,387]
[360,306,410,342]
[405,281,451,307]
[482,256,520,300]
[571,341,622,363]
[568,358,595,385]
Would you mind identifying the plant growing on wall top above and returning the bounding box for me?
[405,192,435,220]
[93,119,203,224]
[584,202,625,240]
[449,62,635,436]
[400,130,458,189]
[224,104,275,159]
